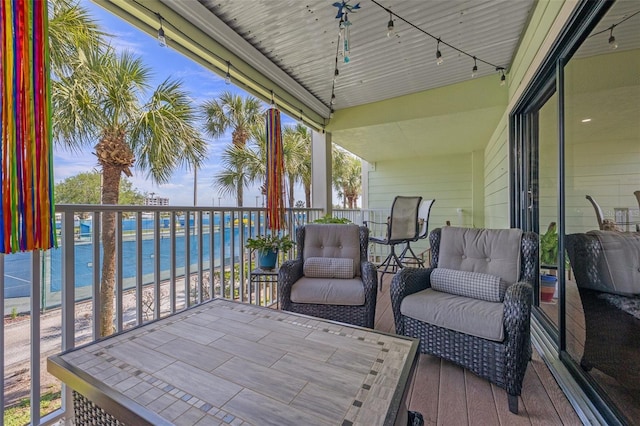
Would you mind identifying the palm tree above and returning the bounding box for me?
[52,31,207,335]
[201,92,263,206]
[213,143,261,204]
[342,156,362,208]
[332,145,349,208]
[284,124,312,208]
[332,146,362,208]
[282,125,308,208]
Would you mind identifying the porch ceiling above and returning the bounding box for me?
[94,0,536,159]
[94,1,639,161]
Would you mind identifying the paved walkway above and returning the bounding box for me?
[4,279,191,406]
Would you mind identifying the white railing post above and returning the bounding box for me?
[1,253,5,426]
[185,211,191,308]
[91,211,101,340]
[30,251,41,425]
[136,212,143,325]
[115,212,123,332]
[153,211,161,318]
[170,211,177,313]
[197,211,204,303]
[61,211,76,421]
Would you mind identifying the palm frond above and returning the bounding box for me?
[48,0,108,78]
[132,78,207,183]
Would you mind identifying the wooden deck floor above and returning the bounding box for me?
[373,276,582,425]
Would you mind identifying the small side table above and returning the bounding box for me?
[249,267,279,307]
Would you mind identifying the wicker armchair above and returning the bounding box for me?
[565,232,640,392]
[391,227,538,414]
[278,224,378,328]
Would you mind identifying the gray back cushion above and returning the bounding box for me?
[303,224,361,276]
[438,227,523,283]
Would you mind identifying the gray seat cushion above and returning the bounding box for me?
[303,224,361,276]
[290,277,365,306]
[400,288,505,342]
[439,227,522,283]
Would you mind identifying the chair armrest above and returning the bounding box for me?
[278,259,303,310]
[361,260,378,298]
[390,267,433,335]
[503,281,533,396]
[363,220,389,227]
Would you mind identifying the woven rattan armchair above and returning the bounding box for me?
[565,232,640,391]
[278,224,378,328]
[391,227,538,414]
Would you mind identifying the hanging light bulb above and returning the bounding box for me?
[329,109,335,119]
[608,27,618,49]
[157,15,167,47]
[331,93,336,105]
[436,39,443,65]
[500,70,506,86]
[471,57,478,78]
[224,61,231,84]
[387,11,394,38]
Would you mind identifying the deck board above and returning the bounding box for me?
[374,274,582,425]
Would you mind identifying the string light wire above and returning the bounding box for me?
[370,0,506,75]
[588,9,640,38]
[131,0,323,128]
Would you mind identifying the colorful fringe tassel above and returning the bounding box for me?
[265,108,285,230]
[0,0,56,253]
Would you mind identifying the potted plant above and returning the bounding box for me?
[313,215,352,224]
[539,222,558,302]
[246,234,294,270]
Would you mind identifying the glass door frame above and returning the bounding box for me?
[509,1,624,423]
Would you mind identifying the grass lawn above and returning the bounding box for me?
[4,389,61,426]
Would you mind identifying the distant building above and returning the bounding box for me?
[144,195,169,206]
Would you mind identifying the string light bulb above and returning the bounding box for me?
[157,15,167,47]
[387,11,394,38]
[499,69,506,86]
[224,61,231,84]
[471,57,478,78]
[435,39,443,65]
[331,93,336,105]
[608,27,618,49]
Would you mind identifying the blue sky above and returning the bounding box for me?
[53,0,301,207]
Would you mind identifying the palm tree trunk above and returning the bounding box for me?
[304,184,311,208]
[237,182,244,207]
[288,175,295,208]
[99,165,121,336]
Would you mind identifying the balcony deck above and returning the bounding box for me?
[373,276,582,425]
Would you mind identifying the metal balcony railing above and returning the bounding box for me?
[1,204,328,425]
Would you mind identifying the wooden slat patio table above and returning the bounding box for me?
[48,299,419,426]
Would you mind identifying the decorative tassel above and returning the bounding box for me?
[265,108,285,230]
[0,0,56,253]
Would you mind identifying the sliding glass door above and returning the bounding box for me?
[511,1,639,423]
